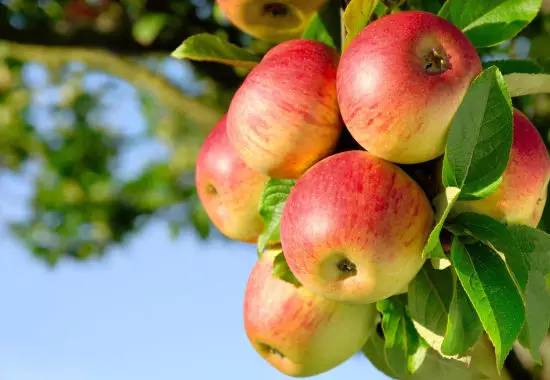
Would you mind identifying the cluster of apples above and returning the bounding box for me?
[196,3,550,378]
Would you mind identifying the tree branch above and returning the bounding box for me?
[1,40,222,131]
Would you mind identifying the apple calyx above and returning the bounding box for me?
[205,183,218,196]
[424,47,451,75]
[337,258,357,277]
[259,343,286,359]
[263,3,289,17]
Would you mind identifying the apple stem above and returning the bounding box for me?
[424,48,451,75]
[262,3,289,17]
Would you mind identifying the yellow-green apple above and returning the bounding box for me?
[195,115,269,242]
[227,39,341,179]
[337,11,482,164]
[244,249,376,377]
[281,151,434,304]
[217,0,327,42]
[454,110,550,227]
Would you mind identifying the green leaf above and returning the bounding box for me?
[438,0,542,47]
[423,187,461,259]
[362,331,399,378]
[508,225,550,362]
[191,201,210,239]
[449,213,528,289]
[441,275,483,356]
[450,239,525,369]
[272,251,301,287]
[408,0,443,13]
[257,179,295,254]
[343,0,378,49]
[482,59,543,74]
[302,1,341,50]
[171,33,260,68]
[519,271,550,363]
[504,73,550,97]
[408,264,453,336]
[377,296,425,376]
[132,13,168,46]
[442,67,513,200]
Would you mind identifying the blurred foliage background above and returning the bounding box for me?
[0,0,549,265]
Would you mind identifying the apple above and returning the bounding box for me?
[244,249,376,377]
[227,39,341,179]
[195,115,269,242]
[281,151,434,304]
[337,11,482,164]
[454,110,550,227]
[217,0,327,42]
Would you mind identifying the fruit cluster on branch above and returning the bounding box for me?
[189,1,550,378]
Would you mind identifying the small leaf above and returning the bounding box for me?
[302,1,341,50]
[377,296,424,376]
[450,239,525,369]
[423,187,461,259]
[343,0,378,49]
[257,179,295,253]
[171,33,260,68]
[442,67,513,200]
[272,251,301,287]
[441,275,483,356]
[438,0,542,47]
[133,13,167,46]
[504,73,550,97]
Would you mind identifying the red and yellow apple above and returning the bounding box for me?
[195,115,269,242]
[281,151,434,304]
[454,110,550,227]
[217,0,327,42]
[227,39,341,179]
[337,11,482,164]
[244,249,376,377]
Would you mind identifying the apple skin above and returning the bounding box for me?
[454,110,550,227]
[217,0,327,42]
[195,115,269,242]
[227,39,341,179]
[337,11,482,164]
[244,249,376,377]
[280,151,434,304]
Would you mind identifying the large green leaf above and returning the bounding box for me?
[482,59,544,74]
[342,0,378,49]
[449,213,528,288]
[504,73,550,97]
[441,275,483,356]
[442,67,513,200]
[450,239,525,369]
[362,332,399,378]
[302,1,341,50]
[423,187,461,259]
[171,33,260,68]
[438,0,542,47]
[257,179,295,253]
[408,264,453,336]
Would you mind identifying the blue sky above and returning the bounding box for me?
[0,183,387,380]
[0,61,389,380]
